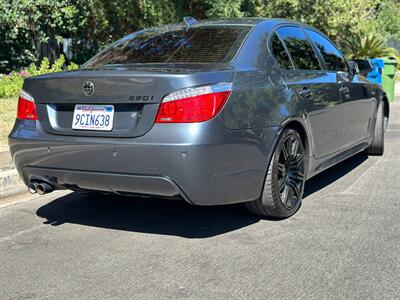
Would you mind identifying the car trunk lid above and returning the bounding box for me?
[24,66,234,138]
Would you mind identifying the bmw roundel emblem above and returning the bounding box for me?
[82,81,94,96]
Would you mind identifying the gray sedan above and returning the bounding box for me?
[9,18,388,218]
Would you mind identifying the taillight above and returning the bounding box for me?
[17,90,37,120]
[155,82,232,123]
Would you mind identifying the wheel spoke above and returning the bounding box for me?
[277,163,285,174]
[286,138,293,156]
[291,139,299,156]
[285,187,294,207]
[281,143,289,159]
[288,153,304,168]
[289,170,304,182]
[281,185,289,203]
[294,153,304,167]
[287,178,301,199]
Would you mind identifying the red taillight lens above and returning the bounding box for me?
[155,83,232,123]
[17,91,37,120]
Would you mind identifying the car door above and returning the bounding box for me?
[273,26,344,159]
[337,72,375,146]
[304,28,374,148]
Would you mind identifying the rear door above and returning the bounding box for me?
[273,26,344,158]
[304,28,373,147]
[338,74,374,145]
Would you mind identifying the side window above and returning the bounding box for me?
[276,26,321,71]
[305,29,348,72]
[270,33,294,69]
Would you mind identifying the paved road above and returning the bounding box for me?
[1,101,399,300]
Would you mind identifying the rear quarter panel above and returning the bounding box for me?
[220,21,299,130]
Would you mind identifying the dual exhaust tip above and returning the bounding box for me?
[28,181,54,195]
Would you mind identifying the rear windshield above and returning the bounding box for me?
[84,26,251,68]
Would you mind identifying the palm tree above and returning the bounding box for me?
[340,32,398,59]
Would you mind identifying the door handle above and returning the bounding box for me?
[339,85,350,94]
[297,87,313,98]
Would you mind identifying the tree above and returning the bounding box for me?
[243,0,376,41]
[0,0,78,73]
[69,0,180,64]
[1,0,398,72]
[205,0,244,18]
[360,0,400,40]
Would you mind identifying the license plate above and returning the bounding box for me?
[72,104,114,131]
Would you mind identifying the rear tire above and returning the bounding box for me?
[245,129,305,218]
[365,101,385,156]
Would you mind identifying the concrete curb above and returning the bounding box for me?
[0,168,26,199]
[0,145,12,169]
[0,145,26,199]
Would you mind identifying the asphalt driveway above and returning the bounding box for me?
[1,101,399,299]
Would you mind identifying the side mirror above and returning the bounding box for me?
[352,59,373,76]
[347,61,359,75]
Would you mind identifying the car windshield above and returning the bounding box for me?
[83,25,251,68]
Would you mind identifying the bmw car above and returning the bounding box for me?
[9,18,389,218]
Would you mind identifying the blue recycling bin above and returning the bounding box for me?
[367,58,384,85]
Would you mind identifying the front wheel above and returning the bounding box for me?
[245,129,306,218]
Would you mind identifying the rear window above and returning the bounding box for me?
[270,33,294,69]
[84,26,251,68]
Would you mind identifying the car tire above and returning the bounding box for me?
[245,128,306,218]
[365,101,385,156]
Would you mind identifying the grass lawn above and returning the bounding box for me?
[0,97,18,144]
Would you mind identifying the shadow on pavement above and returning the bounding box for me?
[36,193,262,238]
[304,153,368,197]
[36,153,369,238]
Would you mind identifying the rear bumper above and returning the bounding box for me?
[22,166,189,201]
[9,119,279,205]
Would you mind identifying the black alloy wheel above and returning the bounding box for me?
[245,129,305,218]
[276,132,305,210]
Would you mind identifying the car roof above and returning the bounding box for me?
[191,18,304,27]
[124,18,306,39]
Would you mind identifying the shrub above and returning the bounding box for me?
[340,33,399,59]
[0,55,79,98]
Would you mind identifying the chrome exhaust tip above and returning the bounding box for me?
[36,182,54,195]
[28,182,39,194]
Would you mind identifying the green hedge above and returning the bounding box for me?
[0,55,78,98]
